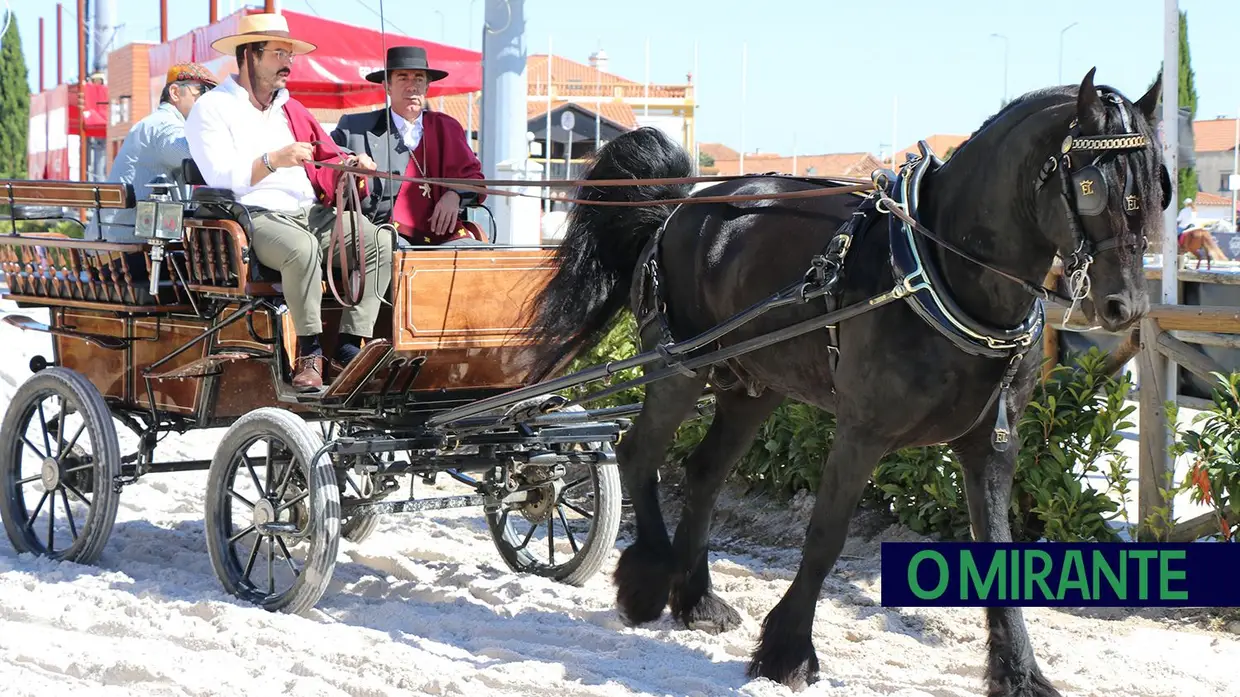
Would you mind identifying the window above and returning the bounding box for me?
[1224,171,1235,193]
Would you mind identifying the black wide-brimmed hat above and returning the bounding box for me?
[366,46,448,84]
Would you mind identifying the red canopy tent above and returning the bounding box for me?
[147,8,482,111]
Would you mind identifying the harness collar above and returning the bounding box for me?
[887,149,1046,359]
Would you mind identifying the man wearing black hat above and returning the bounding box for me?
[331,46,486,246]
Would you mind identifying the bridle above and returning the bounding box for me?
[1034,89,1168,322]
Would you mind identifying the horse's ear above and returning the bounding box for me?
[1136,70,1162,121]
[1076,67,1105,131]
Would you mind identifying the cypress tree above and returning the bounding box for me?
[0,10,29,179]
[1177,10,1197,205]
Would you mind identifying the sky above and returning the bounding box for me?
[8,0,1240,159]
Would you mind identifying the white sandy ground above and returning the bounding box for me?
[0,297,1239,697]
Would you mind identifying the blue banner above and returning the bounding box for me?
[880,542,1240,607]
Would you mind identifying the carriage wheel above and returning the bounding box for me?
[318,420,382,544]
[484,405,622,586]
[205,408,340,614]
[0,367,121,565]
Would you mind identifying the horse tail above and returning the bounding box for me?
[527,127,694,375]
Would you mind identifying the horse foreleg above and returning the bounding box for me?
[747,425,889,689]
[951,425,1063,697]
[613,370,710,626]
[668,387,783,633]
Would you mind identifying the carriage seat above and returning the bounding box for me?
[180,158,284,288]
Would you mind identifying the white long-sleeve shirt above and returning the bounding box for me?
[184,75,316,212]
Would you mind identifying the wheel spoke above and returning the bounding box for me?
[561,476,590,492]
[46,490,55,553]
[17,472,43,486]
[266,537,275,596]
[61,421,86,457]
[275,490,308,513]
[241,535,261,583]
[275,460,298,502]
[561,500,594,520]
[242,455,266,497]
[23,491,49,531]
[62,462,94,475]
[54,397,66,458]
[514,516,538,552]
[22,436,47,461]
[229,525,256,544]
[547,517,555,565]
[63,481,92,508]
[60,488,79,542]
[557,505,580,554]
[229,488,255,510]
[38,403,51,455]
[274,536,299,578]
[264,446,274,495]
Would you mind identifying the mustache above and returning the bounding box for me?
[276,68,291,77]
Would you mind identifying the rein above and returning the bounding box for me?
[307,157,877,207]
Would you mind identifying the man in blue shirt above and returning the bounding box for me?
[95,63,217,241]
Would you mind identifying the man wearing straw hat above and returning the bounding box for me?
[185,12,392,391]
[330,46,485,246]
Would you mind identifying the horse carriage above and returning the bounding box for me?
[0,68,1177,694]
[0,163,628,614]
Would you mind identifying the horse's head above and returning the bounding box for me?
[1039,68,1169,332]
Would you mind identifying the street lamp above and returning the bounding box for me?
[990,33,1008,105]
[1058,21,1079,84]
[434,9,445,42]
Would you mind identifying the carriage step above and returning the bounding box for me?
[146,351,261,380]
[321,339,393,402]
[3,314,128,350]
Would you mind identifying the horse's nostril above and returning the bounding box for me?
[1104,296,1131,322]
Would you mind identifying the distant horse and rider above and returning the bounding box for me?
[527,68,1169,696]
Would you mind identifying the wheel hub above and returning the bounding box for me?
[252,499,277,529]
[40,457,61,490]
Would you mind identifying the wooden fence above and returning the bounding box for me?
[1042,264,1240,542]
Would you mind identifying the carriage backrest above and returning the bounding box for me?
[0,180,134,210]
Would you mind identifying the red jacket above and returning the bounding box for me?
[282,98,364,207]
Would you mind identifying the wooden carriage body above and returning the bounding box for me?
[0,179,568,429]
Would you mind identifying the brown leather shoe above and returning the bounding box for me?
[292,355,325,390]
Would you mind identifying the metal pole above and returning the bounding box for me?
[160,0,167,42]
[545,35,552,184]
[264,0,275,13]
[77,0,86,181]
[1058,21,1078,84]
[692,39,699,169]
[209,0,218,23]
[56,4,62,84]
[1160,0,1180,498]
[478,0,529,243]
[38,17,44,92]
[739,41,746,175]
[990,33,1008,105]
[1232,109,1238,230]
[643,37,649,118]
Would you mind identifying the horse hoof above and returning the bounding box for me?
[613,544,672,625]
[745,639,820,690]
[988,667,1063,697]
[674,589,742,634]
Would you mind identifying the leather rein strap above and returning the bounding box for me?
[307,157,877,207]
[327,169,366,308]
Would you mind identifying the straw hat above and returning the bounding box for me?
[165,62,219,88]
[210,13,316,56]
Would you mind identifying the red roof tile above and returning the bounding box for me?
[711,152,882,179]
[1193,119,1237,153]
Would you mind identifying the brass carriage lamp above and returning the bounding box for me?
[134,175,184,297]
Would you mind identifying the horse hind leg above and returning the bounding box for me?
[668,386,783,633]
[613,368,709,626]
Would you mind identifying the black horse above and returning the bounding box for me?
[526,69,1169,695]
